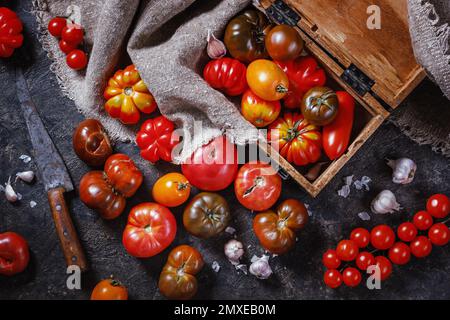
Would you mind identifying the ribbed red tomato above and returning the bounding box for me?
[203,57,247,96]
[0,7,24,58]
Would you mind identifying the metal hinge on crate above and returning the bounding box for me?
[341,64,375,96]
[266,0,300,26]
[278,167,290,180]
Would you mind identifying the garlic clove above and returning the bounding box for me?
[371,190,401,214]
[387,158,416,185]
[249,255,272,280]
[224,239,244,265]
[206,30,226,59]
[16,171,35,183]
[5,177,18,202]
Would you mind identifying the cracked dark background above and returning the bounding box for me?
[0,1,449,300]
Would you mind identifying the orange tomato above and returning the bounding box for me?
[246,59,289,101]
[104,64,157,124]
[90,278,128,300]
[241,89,281,128]
[152,173,191,207]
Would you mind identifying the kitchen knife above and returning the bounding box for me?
[15,67,87,271]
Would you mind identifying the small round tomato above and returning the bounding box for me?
[246,59,289,101]
[388,242,411,265]
[152,173,190,207]
[413,211,433,230]
[59,39,77,54]
[355,252,375,271]
[122,203,177,258]
[342,267,362,287]
[426,194,449,219]
[241,89,281,128]
[322,249,341,269]
[397,222,418,242]
[336,240,359,261]
[0,232,30,276]
[350,228,370,248]
[265,25,304,61]
[66,49,88,70]
[301,87,338,126]
[371,256,392,281]
[61,24,84,45]
[370,225,395,250]
[48,17,67,37]
[410,236,432,258]
[234,161,282,212]
[323,269,342,289]
[90,278,128,300]
[428,223,450,246]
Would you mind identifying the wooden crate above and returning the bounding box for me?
[257,0,426,197]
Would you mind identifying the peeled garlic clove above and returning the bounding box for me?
[206,30,226,59]
[387,158,416,185]
[371,190,401,214]
[224,239,244,265]
[249,255,272,280]
[16,171,35,183]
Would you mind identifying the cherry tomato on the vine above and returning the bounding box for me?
[428,223,450,246]
[355,252,375,271]
[323,269,342,289]
[66,49,87,70]
[342,267,362,287]
[426,194,449,219]
[350,228,370,248]
[61,24,84,45]
[322,249,341,269]
[372,256,392,281]
[59,39,77,54]
[336,240,359,262]
[397,222,418,242]
[388,242,411,265]
[370,225,395,250]
[410,236,432,258]
[413,211,433,231]
[48,17,67,38]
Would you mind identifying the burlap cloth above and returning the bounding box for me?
[31,0,450,160]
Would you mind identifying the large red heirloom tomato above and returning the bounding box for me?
[79,154,143,219]
[268,113,322,166]
[181,136,238,191]
[234,161,282,212]
[253,199,308,254]
[0,232,30,276]
[136,115,179,163]
[203,57,247,96]
[122,203,177,258]
[159,245,204,300]
[104,64,157,124]
[0,7,24,58]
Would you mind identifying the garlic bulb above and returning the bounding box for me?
[224,239,244,265]
[16,171,35,183]
[4,177,18,202]
[249,255,272,280]
[206,30,226,59]
[371,190,401,214]
[387,158,416,185]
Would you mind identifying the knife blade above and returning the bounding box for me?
[15,67,87,271]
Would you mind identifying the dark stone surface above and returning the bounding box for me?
[0,1,449,300]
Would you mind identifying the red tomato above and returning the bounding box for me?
[397,222,417,242]
[322,249,341,269]
[59,39,77,54]
[203,57,247,96]
[66,49,88,70]
[370,225,395,250]
[61,24,84,45]
[181,136,238,191]
[122,203,177,258]
[410,236,432,258]
[355,252,375,271]
[342,267,362,287]
[48,17,67,37]
[0,7,24,58]
[350,228,370,248]
[428,223,450,246]
[372,256,392,281]
[323,91,355,160]
[323,269,342,289]
[388,242,411,265]
[0,232,30,276]
[336,240,359,262]
[234,161,282,211]
[413,211,433,230]
[426,194,449,219]
[91,278,128,300]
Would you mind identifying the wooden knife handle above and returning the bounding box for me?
[48,187,88,271]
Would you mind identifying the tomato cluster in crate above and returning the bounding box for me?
[203,9,355,168]
[322,194,449,289]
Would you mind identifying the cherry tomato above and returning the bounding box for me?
[426,194,449,219]
[388,242,411,265]
[234,161,282,212]
[410,236,432,258]
[372,256,392,281]
[61,24,84,45]
[428,223,450,246]
[322,249,341,269]
[265,25,304,61]
[397,222,418,242]
[323,269,342,289]
[350,228,370,248]
[152,173,191,208]
[0,232,30,276]
[66,49,88,70]
[241,89,281,128]
[413,211,433,231]
[90,278,128,300]
[246,59,289,101]
[342,267,362,287]
[370,225,395,250]
[355,252,375,271]
[182,136,238,191]
[59,39,77,54]
[48,17,67,38]
[122,203,177,258]
[336,240,359,262]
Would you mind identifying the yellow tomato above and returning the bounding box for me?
[241,89,281,127]
[246,59,289,101]
[152,172,191,207]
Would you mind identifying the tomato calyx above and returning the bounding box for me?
[176,181,190,191]
[276,84,288,94]
[311,90,337,109]
[285,120,307,141]
[144,224,153,234]
[123,87,133,96]
[243,176,265,198]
